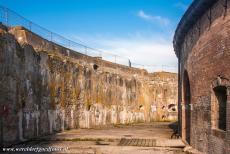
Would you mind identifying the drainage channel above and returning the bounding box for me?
[118,138,156,147]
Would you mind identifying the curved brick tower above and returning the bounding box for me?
[174,0,230,153]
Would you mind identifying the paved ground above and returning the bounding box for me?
[7,122,189,154]
[43,122,177,140]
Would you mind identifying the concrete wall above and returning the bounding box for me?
[175,0,230,153]
[148,72,178,122]
[0,26,177,146]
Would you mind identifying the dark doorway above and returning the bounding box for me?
[183,70,191,144]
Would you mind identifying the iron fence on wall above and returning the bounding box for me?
[0,6,177,73]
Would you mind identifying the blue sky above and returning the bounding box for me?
[0,0,192,72]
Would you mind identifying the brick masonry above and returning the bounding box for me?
[174,0,230,153]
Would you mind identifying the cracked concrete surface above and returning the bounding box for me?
[11,122,187,154]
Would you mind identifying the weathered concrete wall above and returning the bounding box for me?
[0,26,177,146]
[149,72,178,122]
[174,0,230,153]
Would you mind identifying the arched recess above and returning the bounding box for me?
[183,70,191,144]
[211,76,230,133]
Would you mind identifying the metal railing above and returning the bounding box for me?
[0,6,177,73]
[131,63,177,73]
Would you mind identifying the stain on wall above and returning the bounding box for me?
[0,26,177,146]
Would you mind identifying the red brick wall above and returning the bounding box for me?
[177,0,230,153]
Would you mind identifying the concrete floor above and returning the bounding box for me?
[9,122,188,154]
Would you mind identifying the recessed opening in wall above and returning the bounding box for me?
[213,86,227,131]
[87,104,91,111]
[168,104,176,112]
[139,105,143,110]
[93,64,99,71]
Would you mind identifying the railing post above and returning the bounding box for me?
[4,7,8,26]
[50,32,53,42]
[29,22,32,31]
[85,46,87,55]
[99,51,102,58]
[67,40,70,50]
[128,59,131,67]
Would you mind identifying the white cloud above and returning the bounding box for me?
[72,34,178,73]
[137,10,170,26]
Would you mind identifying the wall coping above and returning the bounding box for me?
[173,0,218,57]
[8,26,148,76]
